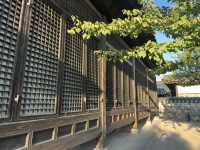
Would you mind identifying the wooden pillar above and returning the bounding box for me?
[25,131,33,149]
[120,64,124,108]
[147,70,151,120]
[113,64,117,108]
[123,64,129,108]
[95,38,107,150]
[127,73,130,107]
[129,71,134,107]
[132,58,139,130]
[95,57,107,150]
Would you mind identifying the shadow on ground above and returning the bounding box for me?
[71,117,199,150]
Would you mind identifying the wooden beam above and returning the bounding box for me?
[0,112,99,138]
[84,0,102,18]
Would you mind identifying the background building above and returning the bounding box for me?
[177,85,200,97]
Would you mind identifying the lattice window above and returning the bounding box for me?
[20,0,60,116]
[86,39,99,111]
[148,77,157,102]
[61,20,83,113]
[0,0,22,119]
[136,68,143,113]
[116,62,123,107]
[65,0,100,112]
[135,59,150,114]
[106,61,114,110]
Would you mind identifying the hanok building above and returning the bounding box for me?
[0,0,158,149]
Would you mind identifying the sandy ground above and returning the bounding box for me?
[74,117,200,150]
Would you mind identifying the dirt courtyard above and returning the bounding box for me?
[75,117,200,150]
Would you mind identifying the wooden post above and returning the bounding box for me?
[131,58,139,132]
[129,70,134,107]
[95,57,107,150]
[120,64,124,108]
[127,68,130,107]
[112,64,117,108]
[25,131,33,149]
[123,65,129,108]
[53,127,59,142]
[146,70,152,125]
[95,37,107,150]
[147,70,151,121]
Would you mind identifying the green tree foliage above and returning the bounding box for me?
[163,48,200,86]
[68,0,200,85]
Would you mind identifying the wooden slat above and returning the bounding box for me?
[31,128,101,150]
[107,108,134,116]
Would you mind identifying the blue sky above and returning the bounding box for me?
[155,32,176,61]
[155,0,173,7]
[154,0,175,61]
[155,32,172,43]
[154,0,175,80]
[154,0,173,45]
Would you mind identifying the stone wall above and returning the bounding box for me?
[159,97,200,121]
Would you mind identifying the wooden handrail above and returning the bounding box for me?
[142,86,159,109]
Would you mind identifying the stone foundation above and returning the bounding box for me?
[159,97,200,122]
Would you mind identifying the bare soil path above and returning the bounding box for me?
[75,117,200,150]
